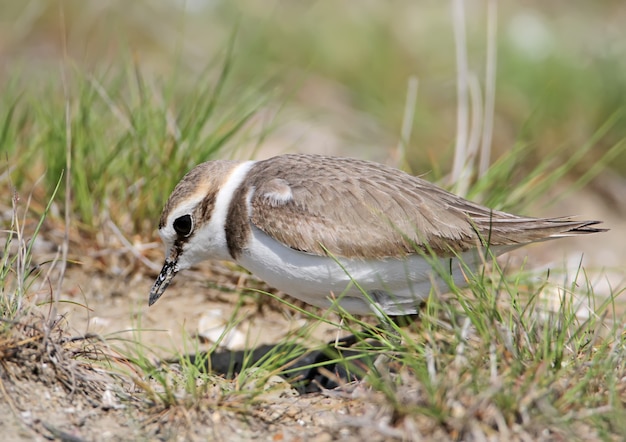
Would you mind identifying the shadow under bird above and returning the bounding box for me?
[148,154,606,316]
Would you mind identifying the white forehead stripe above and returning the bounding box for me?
[170,160,257,267]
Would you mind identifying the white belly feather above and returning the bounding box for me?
[238,225,488,316]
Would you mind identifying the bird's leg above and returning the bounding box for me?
[370,313,405,383]
[301,312,418,391]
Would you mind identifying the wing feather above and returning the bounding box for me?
[245,154,604,259]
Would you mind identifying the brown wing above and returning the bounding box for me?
[247,154,604,259]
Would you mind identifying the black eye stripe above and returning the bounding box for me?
[173,214,193,237]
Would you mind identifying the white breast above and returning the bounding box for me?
[237,225,487,316]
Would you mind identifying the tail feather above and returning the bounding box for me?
[472,216,607,247]
[545,219,608,237]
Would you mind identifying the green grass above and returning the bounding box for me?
[238,256,626,437]
[0,174,63,322]
[2,50,271,233]
[209,1,626,174]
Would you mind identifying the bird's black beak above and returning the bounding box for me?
[149,259,178,306]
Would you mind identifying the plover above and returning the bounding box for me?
[149,154,605,316]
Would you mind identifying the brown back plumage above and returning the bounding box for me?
[237,154,605,259]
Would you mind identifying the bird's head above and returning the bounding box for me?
[149,160,243,306]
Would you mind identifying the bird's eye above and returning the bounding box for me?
[173,214,193,237]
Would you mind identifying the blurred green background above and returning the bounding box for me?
[1,0,625,229]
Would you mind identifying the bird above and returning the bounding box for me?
[148,153,606,317]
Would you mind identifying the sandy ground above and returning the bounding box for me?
[2,145,625,440]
